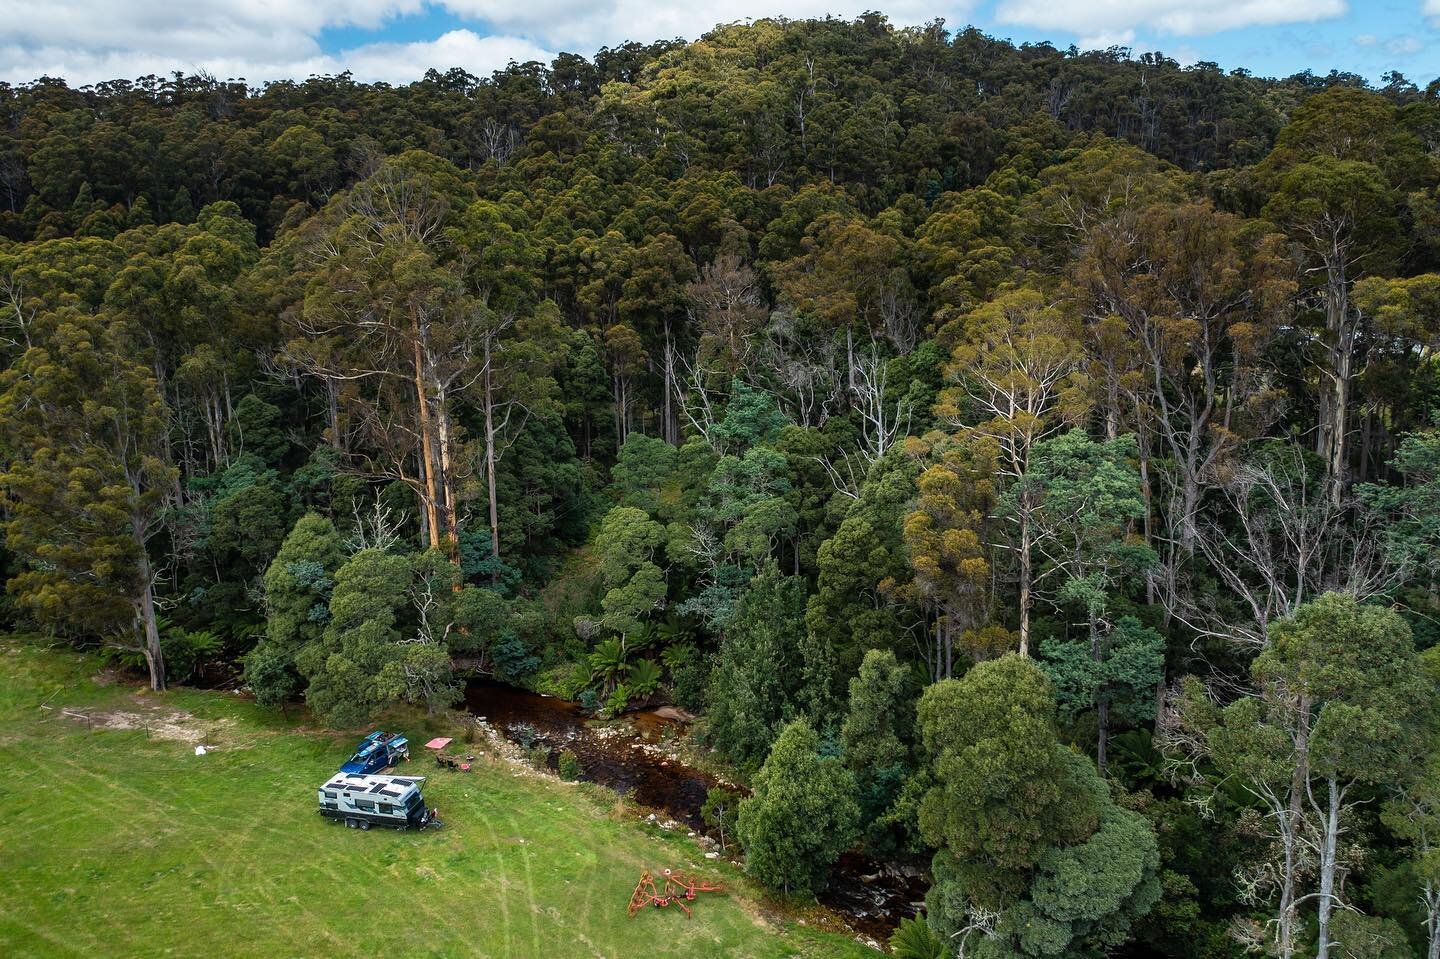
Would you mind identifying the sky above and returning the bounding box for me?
[3,0,1439,89]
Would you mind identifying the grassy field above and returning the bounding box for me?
[0,639,875,959]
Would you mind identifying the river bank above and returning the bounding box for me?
[463,680,927,943]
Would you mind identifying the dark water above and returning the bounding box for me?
[462,681,926,942]
[462,681,721,827]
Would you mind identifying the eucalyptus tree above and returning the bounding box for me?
[1174,594,1434,959]
[286,152,476,562]
[939,287,1088,655]
[0,308,176,688]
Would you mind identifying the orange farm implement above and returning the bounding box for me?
[627,869,725,918]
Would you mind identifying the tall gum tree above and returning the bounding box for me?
[454,198,557,579]
[288,153,475,564]
[937,287,1088,655]
[1258,88,1428,503]
[1075,199,1294,557]
[0,309,176,689]
[1174,594,1435,959]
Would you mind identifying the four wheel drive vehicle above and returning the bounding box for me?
[339,731,410,775]
[318,772,440,830]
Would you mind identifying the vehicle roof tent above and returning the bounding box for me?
[339,730,409,774]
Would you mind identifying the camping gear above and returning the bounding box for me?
[318,772,439,830]
[339,731,409,774]
[627,869,724,918]
[435,752,475,771]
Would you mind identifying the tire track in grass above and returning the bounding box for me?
[23,749,344,954]
[6,756,233,958]
[495,800,545,957]
[0,913,88,958]
[469,791,517,957]
[40,751,234,888]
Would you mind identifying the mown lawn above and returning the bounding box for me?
[0,640,874,959]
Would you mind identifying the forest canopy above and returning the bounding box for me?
[3,13,1440,959]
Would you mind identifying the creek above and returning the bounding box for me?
[463,681,926,943]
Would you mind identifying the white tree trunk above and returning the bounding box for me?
[1315,775,1341,959]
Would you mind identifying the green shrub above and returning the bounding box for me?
[533,661,589,700]
[701,787,742,852]
[557,749,583,781]
[603,683,630,718]
[889,915,946,959]
[526,745,551,770]
[626,658,663,697]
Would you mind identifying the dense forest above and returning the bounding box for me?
[4,13,1440,958]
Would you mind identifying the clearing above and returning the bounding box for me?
[0,639,876,959]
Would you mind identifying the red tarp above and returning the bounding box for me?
[424,737,453,750]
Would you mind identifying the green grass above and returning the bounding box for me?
[0,640,874,959]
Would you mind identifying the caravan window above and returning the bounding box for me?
[380,803,394,814]
[323,791,337,800]
[355,800,375,812]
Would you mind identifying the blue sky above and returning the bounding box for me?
[5,1,1439,87]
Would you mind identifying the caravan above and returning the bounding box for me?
[318,772,439,830]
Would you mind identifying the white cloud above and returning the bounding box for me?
[1427,0,1440,26]
[7,0,426,66]
[1077,29,1137,50]
[435,0,969,53]
[339,30,553,84]
[1,0,563,87]
[1351,32,1424,59]
[2,0,981,87]
[0,29,551,87]
[995,0,1346,39]
[1385,36,1424,56]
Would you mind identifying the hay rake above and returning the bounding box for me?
[627,868,725,918]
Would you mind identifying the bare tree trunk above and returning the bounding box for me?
[1018,509,1033,657]
[133,548,166,692]
[1315,775,1341,959]
[1092,618,1108,777]
[433,386,461,571]
[1178,470,1201,557]
[1329,349,1352,507]
[482,341,502,583]
[612,374,627,447]
[1277,801,1300,959]
[1326,254,1354,507]
[411,309,441,550]
[663,321,680,445]
[205,392,225,468]
[1137,410,1157,609]
[1279,695,1312,959]
[1425,880,1440,959]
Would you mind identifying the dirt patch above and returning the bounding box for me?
[62,698,236,746]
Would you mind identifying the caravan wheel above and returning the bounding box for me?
[346,818,359,829]
[358,819,370,830]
